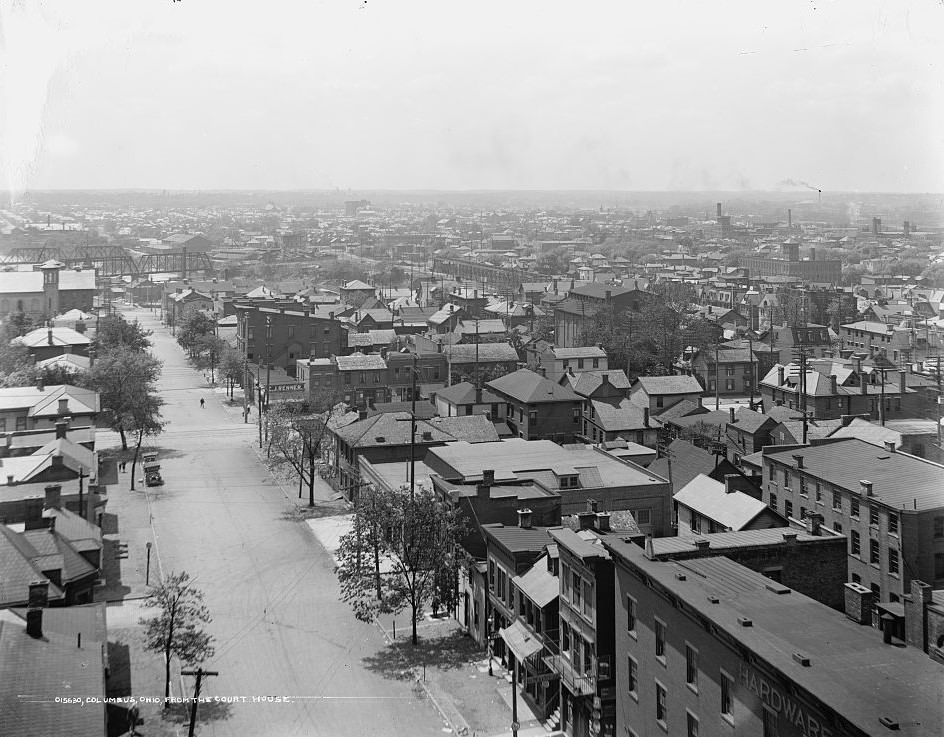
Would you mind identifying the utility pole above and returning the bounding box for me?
[264,315,272,445]
[181,667,219,737]
[714,341,720,411]
[396,354,421,501]
[747,333,755,411]
[937,356,942,448]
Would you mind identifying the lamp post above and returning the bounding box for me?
[145,542,153,586]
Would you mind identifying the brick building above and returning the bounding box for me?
[759,438,944,604]
[487,369,584,443]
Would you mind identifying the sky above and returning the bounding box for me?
[0,0,942,193]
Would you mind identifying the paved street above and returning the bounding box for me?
[110,307,447,737]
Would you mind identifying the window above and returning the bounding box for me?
[833,521,843,534]
[577,359,584,369]
[815,483,822,503]
[528,410,537,424]
[15,417,27,431]
[798,477,807,497]
[592,358,599,368]
[287,325,295,338]
[627,656,638,700]
[769,492,777,512]
[832,490,842,511]
[654,618,666,660]
[783,469,791,487]
[784,500,793,519]
[634,508,652,526]
[656,396,664,408]
[572,572,582,609]
[935,553,944,579]
[934,517,944,539]
[888,513,898,535]
[726,366,735,376]
[685,644,698,691]
[870,539,880,565]
[488,560,495,589]
[720,671,734,721]
[656,682,667,727]
[851,530,861,556]
[572,406,580,423]
[561,621,570,657]
[871,583,881,600]
[627,596,637,637]
[869,505,880,527]
[888,548,899,576]
[850,496,860,519]
[582,580,594,619]
[726,379,736,391]
[687,712,700,737]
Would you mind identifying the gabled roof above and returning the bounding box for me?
[728,407,777,435]
[571,370,631,397]
[21,526,96,584]
[435,381,502,406]
[487,368,582,404]
[512,555,559,608]
[633,375,703,396]
[0,526,66,607]
[590,399,662,432]
[482,523,554,555]
[14,327,90,349]
[647,439,727,491]
[550,346,607,359]
[674,474,774,530]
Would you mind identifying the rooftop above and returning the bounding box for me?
[673,474,777,530]
[602,541,944,737]
[487,368,582,404]
[633,375,704,396]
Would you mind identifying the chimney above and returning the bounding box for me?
[601,373,609,385]
[422,430,433,441]
[782,531,798,544]
[358,409,368,420]
[792,454,804,469]
[517,508,533,529]
[51,454,64,469]
[47,327,54,346]
[595,512,611,532]
[54,420,68,439]
[806,512,823,536]
[729,407,736,423]
[44,484,62,510]
[644,533,654,559]
[643,407,649,428]
[605,290,612,301]
[860,479,873,497]
[693,538,710,551]
[905,580,932,649]
[577,511,596,530]
[7,474,13,485]
[36,377,45,392]
[26,580,48,638]
[477,469,494,499]
[777,366,785,385]
[844,582,874,625]
[899,370,906,398]
[860,370,868,395]
[538,366,546,378]
[57,398,68,415]
[587,499,599,513]
[830,375,838,394]
[723,474,739,494]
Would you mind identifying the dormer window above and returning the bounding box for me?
[558,474,579,489]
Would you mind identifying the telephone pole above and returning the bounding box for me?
[181,667,218,737]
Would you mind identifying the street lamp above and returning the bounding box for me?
[145,542,153,586]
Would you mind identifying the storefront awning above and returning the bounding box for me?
[499,619,543,662]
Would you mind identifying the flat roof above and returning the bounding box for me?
[427,438,668,488]
[648,527,837,557]
[603,539,944,737]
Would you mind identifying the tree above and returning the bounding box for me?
[336,485,464,645]
[264,388,346,506]
[176,312,217,358]
[82,349,164,486]
[2,310,33,340]
[93,314,152,353]
[218,345,244,398]
[139,571,215,708]
[0,339,36,387]
[193,334,227,383]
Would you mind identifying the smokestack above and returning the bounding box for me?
[717,203,722,219]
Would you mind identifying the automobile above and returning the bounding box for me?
[142,451,163,487]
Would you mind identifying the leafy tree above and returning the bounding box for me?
[0,339,35,387]
[92,314,152,353]
[82,349,164,484]
[193,334,227,383]
[218,345,244,398]
[176,312,217,358]
[264,388,346,506]
[139,571,215,708]
[336,485,464,645]
[2,310,33,340]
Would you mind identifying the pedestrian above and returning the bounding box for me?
[200,397,205,409]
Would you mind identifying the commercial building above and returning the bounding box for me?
[603,538,944,737]
[758,438,944,603]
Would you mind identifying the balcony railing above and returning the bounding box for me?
[540,632,596,697]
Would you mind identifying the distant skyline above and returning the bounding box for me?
[1,1,942,194]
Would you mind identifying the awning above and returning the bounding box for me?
[499,619,543,662]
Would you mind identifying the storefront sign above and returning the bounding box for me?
[269,383,305,393]
[739,663,833,737]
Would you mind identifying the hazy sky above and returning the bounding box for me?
[1,0,942,193]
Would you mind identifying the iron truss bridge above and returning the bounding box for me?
[0,246,214,278]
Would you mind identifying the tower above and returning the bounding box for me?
[40,259,63,320]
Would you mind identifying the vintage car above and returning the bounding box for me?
[142,451,163,487]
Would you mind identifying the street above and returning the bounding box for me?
[109,307,447,737]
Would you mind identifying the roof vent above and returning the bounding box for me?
[707,595,720,604]
[879,717,900,731]
[675,573,687,581]
[374,436,386,443]
[737,616,753,627]
[765,582,791,595]
[792,652,811,667]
